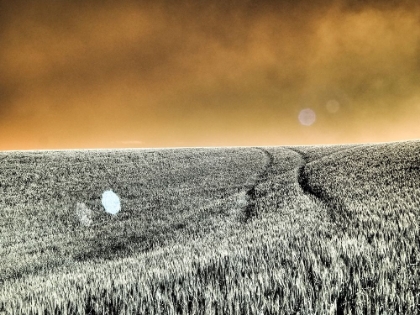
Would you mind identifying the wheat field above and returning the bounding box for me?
[0,141,419,314]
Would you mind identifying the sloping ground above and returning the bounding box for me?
[0,142,419,314]
[0,148,268,283]
[299,141,420,313]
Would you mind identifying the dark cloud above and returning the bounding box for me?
[339,0,420,11]
[1,0,420,149]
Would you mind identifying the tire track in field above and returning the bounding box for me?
[287,147,325,202]
[287,147,346,214]
[243,148,274,222]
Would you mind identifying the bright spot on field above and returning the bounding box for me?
[298,108,316,126]
[75,202,93,226]
[102,190,121,215]
[326,99,340,113]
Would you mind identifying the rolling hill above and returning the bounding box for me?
[0,141,419,314]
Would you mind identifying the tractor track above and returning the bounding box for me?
[286,148,326,203]
[243,148,274,222]
[286,147,351,217]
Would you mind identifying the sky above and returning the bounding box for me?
[1,0,420,150]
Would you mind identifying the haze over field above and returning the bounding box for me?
[1,0,420,150]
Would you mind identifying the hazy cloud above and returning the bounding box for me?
[1,0,420,148]
[120,140,143,145]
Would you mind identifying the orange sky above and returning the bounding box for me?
[1,0,420,150]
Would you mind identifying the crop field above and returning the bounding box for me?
[0,141,419,314]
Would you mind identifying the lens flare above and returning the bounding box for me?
[298,108,316,126]
[326,100,340,113]
[102,190,121,215]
